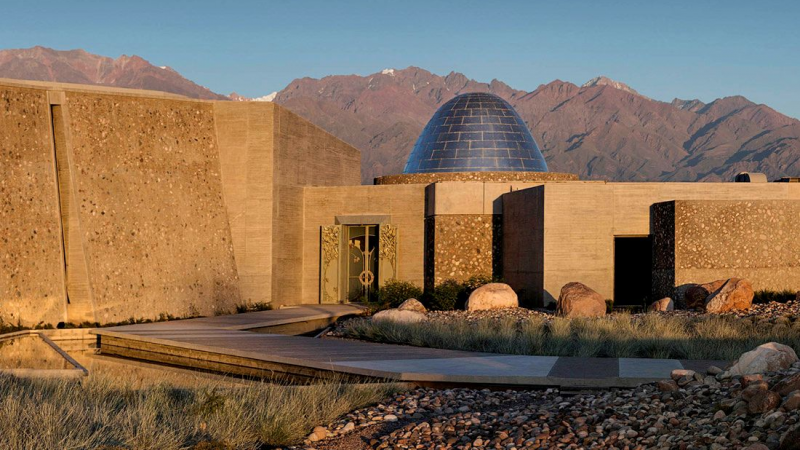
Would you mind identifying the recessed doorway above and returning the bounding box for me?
[613,236,652,307]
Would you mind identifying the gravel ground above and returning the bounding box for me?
[288,362,800,450]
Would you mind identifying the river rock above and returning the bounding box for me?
[465,283,518,311]
[728,342,799,376]
[748,390,781,414]
[556,282,606,318]
[772,373,800,396]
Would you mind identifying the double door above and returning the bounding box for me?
[319,223,398,303]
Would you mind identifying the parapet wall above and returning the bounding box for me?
[374,171,577,185]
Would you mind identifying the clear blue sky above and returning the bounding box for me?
[4,0,799,117]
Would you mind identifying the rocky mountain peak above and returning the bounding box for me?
[582,76,641,96]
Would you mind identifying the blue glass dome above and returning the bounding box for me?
[403,92,548,174]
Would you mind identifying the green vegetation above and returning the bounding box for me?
[753,289,798,304]
[368,276,498,312]
[373,279,423,310]
[341,313,800,361]
[234,302,273,314]
[0,319,52,335]
[422,275,498,311]
[0,373,394,449]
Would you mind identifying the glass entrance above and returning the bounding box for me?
[346,225,379,302]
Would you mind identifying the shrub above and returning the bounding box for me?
[235,302,273,314]
[753,289,798,304]
[374,279,423,309]
[419,275,501,311]
[461,274,495,294]
[424,279,463,311]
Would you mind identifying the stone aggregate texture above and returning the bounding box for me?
[0,79,361,326]
[293,362,800,450]
[65,92,242,322]
[653,200,800,299]
[502,182,800,308]
[426,215,501,286]
[374,171,577,185]
[0,85,66,325]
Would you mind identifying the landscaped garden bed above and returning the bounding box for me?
[332,304,800,361]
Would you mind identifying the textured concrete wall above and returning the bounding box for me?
[0,85,66,326]
[505,182,800,306]
[301,185,426,304]
[272,106,362,305]
[423,181,559,288]
[65,92,241,321]
[1,79,363,324]
[214,102,274,307]
[502,186,545,307]
[375,171,578,185]
[653,200,800,297]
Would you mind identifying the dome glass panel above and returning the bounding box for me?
[403,92,548,173]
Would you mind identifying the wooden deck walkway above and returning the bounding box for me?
[93,305,727,389]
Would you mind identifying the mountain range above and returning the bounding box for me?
[2,46,798,183]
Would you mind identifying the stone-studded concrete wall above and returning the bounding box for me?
[375,171,578,185]
[65,92,242,322]
[0,85,66,326]
[653,200,800,298]
[0,79,364,324]
[504,182,800,306]
[272,106,362,305]
[424,181,561,289]
[302,185,426,304]
[426,215,501,286]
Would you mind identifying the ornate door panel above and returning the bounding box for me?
[379,224,399,284]
[320,225,343,304]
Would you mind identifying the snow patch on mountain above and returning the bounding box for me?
[381,68,395,76]
[253,91,278,102]
[582,76,644,97]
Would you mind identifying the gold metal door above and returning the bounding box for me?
[346,225,379,302]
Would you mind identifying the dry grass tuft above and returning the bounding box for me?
[0,372,395,450]
[341,313,800,361]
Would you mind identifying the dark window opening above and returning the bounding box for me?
[614,236,653,307]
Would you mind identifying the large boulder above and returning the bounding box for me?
[683,278,754,313]
[727,342,799,376]
[684,280,726,309]
[648,297,674,312]
[465,283,518,311]
[556,282,606,318]
[705,278,754,313]
[372,308,426,324]
[397,298,426,313]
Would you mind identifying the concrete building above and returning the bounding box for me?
[2,81,798,326]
